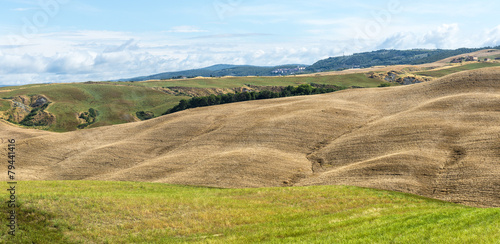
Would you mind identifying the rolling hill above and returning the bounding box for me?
[2,49,500,132]
[306,48,493,72]
[117,64,308,82]
[2,67,500,207]
[0,83,190,132]
[114,47,500,81]
[0,73,385,132]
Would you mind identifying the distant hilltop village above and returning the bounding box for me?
[271,66,306,75]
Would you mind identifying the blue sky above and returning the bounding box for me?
[1,0,500,85]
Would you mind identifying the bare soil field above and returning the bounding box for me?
[2,67,500,207]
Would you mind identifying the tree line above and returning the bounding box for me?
[163,84,343,115]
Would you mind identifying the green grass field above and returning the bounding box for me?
[415,62,500,78]
[0,99,10,111]
[1,181,498,243]
[0,83,189,132]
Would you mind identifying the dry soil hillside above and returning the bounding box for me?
[2,67,500,207]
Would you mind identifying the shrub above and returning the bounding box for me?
[136,111,155,121]
[77,108,99,129]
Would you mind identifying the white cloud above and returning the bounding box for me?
[0,53,47,74]
[2,19,500,86]
[46,51,95,74]
[376,32,421,50]
[482,25,500,47]
[423,23,460,49]
[0,30,341,85]
[375,24,464,50]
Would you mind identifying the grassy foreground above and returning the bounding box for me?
[0,181,499,243]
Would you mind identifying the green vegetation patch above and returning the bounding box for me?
[0,201,75,243]
[378,82,392,87]
[77,108,98,129]
[1,181,499,243]
[136,111,155,120]
[0,99,11,111]
[416,63,500,78]
[0,83,189,132]
[19,102,51,126]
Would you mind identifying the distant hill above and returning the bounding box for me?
[306,47,500,72]
[118,64,308,82]
[202,64,239,71]
[116,47,500,81]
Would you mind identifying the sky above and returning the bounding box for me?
[1,0,500,85]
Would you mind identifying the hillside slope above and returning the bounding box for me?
[2,68,500,207]
[0,83,188,131]
[0,74,387,132]
[115,47,500,80]
[118,64,307,81]
[306,48,490,72]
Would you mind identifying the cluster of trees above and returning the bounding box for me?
[136,111,155,120]
[164,84,342,115]
[77,108,98,129]
[19,102,51,126]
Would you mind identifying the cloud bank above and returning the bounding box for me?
[2,24,500,85]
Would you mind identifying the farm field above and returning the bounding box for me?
[1,181,499,243]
